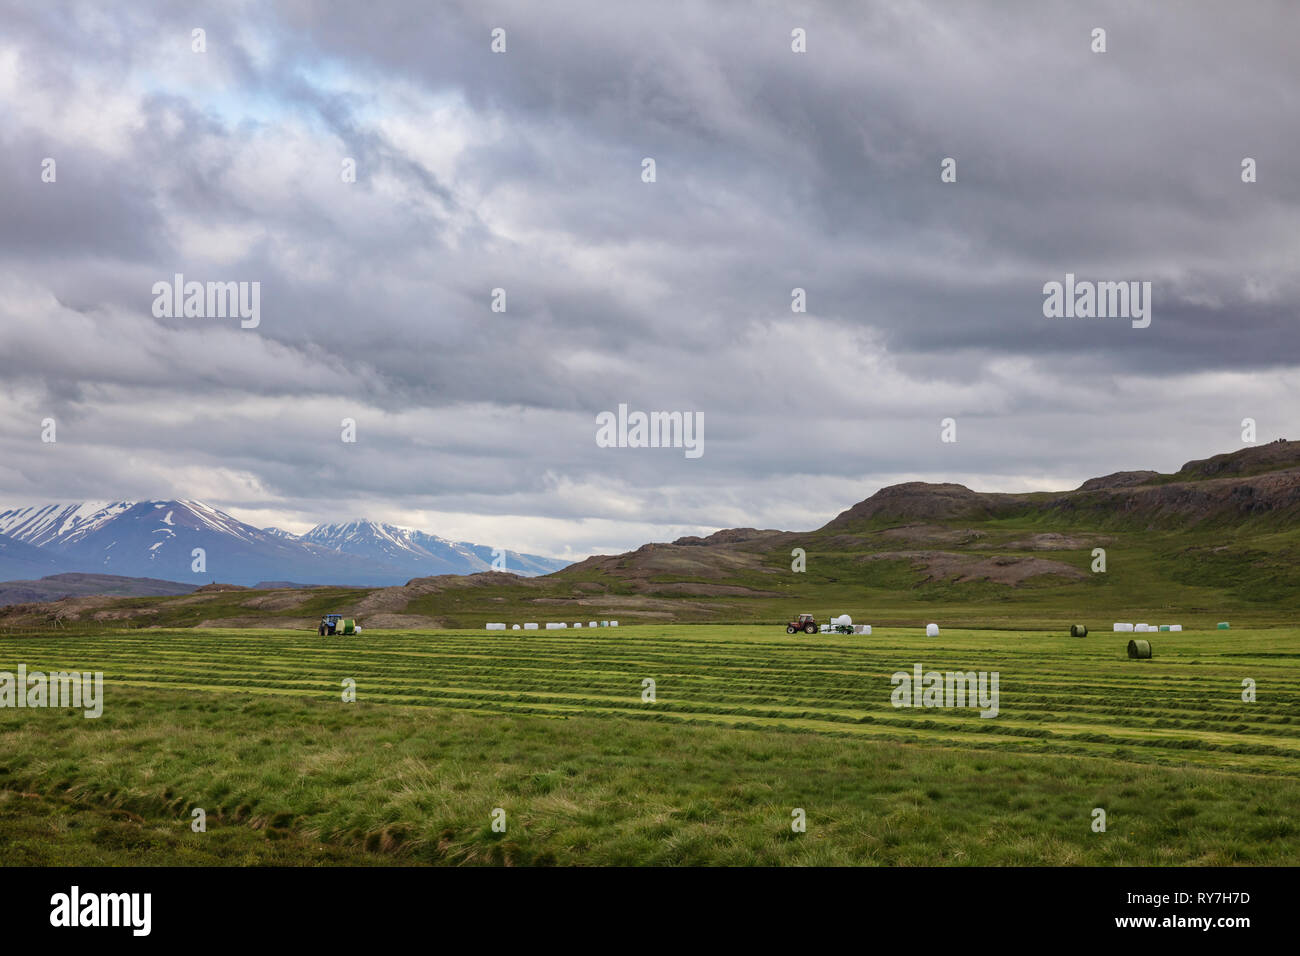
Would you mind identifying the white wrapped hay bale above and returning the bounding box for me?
[831,614,853,627]
[485,623,506,630]
[574,623,582,628]
[1114,623,1134,632]
[1135,623,1150,632]
[512,624,520,630]
[926,623,939,636]
[609,620,619,627]
[588,621,598,628]
[545,622,566,630]
[1169,624,1182,632]
[854,624,872,635]
[524,623,538,630]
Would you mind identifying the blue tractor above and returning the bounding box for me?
[319,613,358,636]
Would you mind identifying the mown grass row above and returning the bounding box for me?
[3,625,1297,774]
[1,686,1297,865]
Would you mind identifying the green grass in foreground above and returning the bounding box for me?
[0,624,1296,865]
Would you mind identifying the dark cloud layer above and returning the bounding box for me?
[0,0,1296,556]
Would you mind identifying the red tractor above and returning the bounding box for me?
[786,613,817,634]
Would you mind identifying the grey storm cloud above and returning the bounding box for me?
[0,0,1296,556]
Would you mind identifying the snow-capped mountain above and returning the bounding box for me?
[302,520,568,577]
[0,502,135,548]
[0,501,568,586]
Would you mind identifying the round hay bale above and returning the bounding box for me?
[1127,638,1152,659]
[925,623,939,637]
[1070,624,1088,637]
[341,618,356,635]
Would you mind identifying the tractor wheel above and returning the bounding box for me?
[804,623,816,634]
[318,626,325,636]
[786,625,797,634]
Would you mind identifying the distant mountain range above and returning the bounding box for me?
[0,501,568,587]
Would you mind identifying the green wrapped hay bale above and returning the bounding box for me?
[341,618,356,635]
[1159,625,1171,632]
[1070,624,1088,637]
[1217,622,1230,629]
[1127,638,1152,659]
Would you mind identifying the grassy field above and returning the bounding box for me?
[0,623,1296,865]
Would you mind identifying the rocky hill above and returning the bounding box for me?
[0,572,199,606]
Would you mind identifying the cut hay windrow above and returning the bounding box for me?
[5,623,1300,868]
[9,624,1299,782]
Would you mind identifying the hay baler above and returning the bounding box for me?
[788,613,856,635]
[319,613,360,636]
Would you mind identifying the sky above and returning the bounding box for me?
[0,0,1296,561]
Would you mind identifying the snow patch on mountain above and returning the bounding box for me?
[0,502,568,585]
[0,502,135,548]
